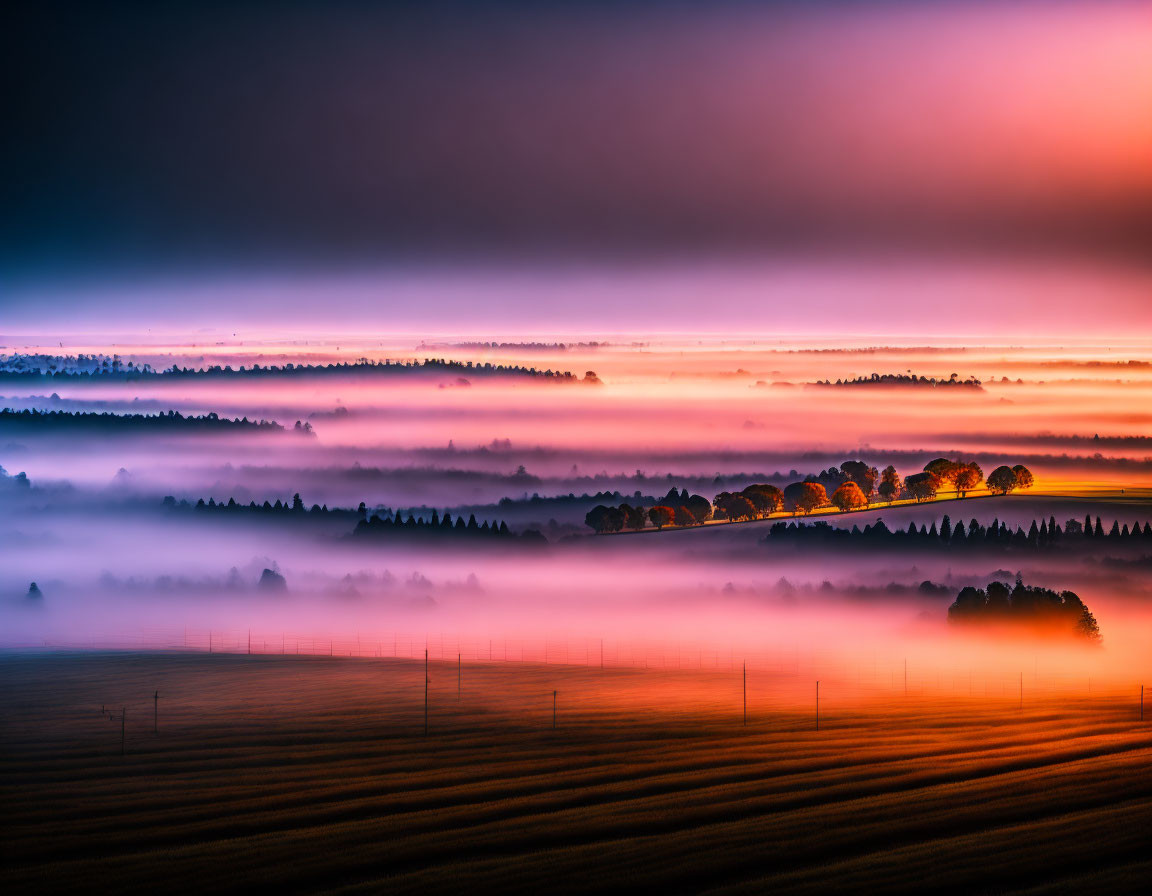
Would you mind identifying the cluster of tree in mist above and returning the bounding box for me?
[947,577,1101,642]
[583,458,1034,532]
[766,513,1152,553]
[16,562,486,605]
[0,408,301,435]
[1,464,31,492]
[810,372,983,389]
[0,353,585,382]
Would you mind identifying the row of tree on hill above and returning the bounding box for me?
[0,408,295,433]
[764,514,1152,550]
[947,577,1101,641]
[584,459,1035,532]
[811,373,982,388]
[0,355,578,382]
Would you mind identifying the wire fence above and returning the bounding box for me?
[3,626,1146,705]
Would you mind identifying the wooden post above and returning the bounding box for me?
[424,649,429,736]
[816,681,820,731]
[553,690,557,730]
[153,690,159,735]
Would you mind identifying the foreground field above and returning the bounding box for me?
[2,653,1150,894]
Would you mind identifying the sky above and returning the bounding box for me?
[3,0,1151,335]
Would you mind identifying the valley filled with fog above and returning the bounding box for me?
[3,338,1151,690]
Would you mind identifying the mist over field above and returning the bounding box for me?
[4,2,1151,891]
[3,339,1150,697]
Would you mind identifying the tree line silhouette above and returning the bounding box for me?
[765,513,1152,552]
[164,494,365,519]
[584,458,1035,532]
[0,408,294,433]
[166,493,544,542]
[947,577,1101,642]
[354,510,546,543]
[0,354,578,382]
[417,341,605,351]
[810,373,983,389]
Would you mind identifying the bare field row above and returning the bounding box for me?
[1,653,1150,895]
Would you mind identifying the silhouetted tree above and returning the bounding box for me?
[878,465,901,503]
[839,461,879,499]
[904,472,941,502]
[714,492,758,522]
[619,503,648,530]
[258,568,287,592]
[987,465,1017,495]
[648,505,674,530]
[742,483,785,516]
[684,493,713,523]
